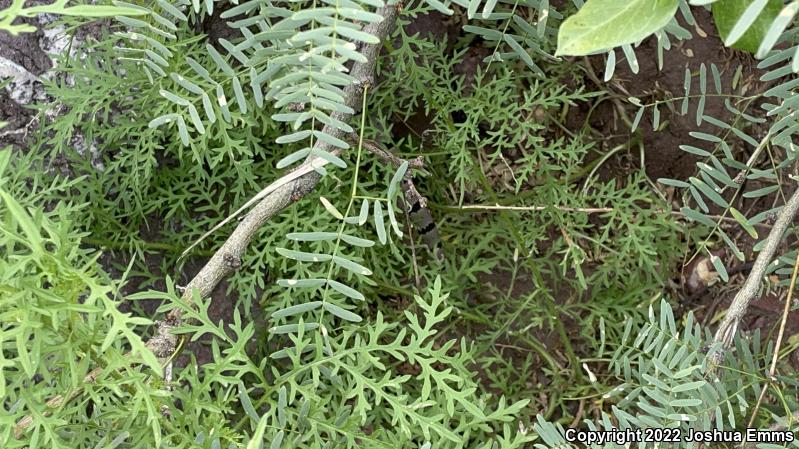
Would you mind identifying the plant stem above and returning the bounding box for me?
[746,248,799,429]
[710,186,799,365]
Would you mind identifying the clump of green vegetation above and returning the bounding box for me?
[2,0,799,447]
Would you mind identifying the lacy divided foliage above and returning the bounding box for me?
[0,160,530,447]
[2,0,799,447]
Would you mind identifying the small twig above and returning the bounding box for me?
[440,203,614,213]
[344,136,429,280]
[569,399,586,429]
[351,135,425,172]
[403,202,422,291]
[745,248,799,430]
[710,187,799,366]
[669,210,775,230]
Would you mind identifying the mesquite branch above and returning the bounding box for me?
[168,4,399,318]
[710,186,799,364]
[14,5,399,438]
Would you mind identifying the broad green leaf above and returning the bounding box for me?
[555,0,679,56]
[712,0,782,53]
[756,2,799,57]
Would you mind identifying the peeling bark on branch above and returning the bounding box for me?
[168,3,399,317]
[710,186,799,365]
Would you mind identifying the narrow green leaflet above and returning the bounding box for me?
[331,255,372,276]
[729,207,758,239]
[340,233,375,247]
[327,279,365,301]
[689,177,729,208]
[657,178,690,188]
[0,189,43,254]
[710,254,729,282]
[358,199,369,225]
[386,201,403,238]
[148,113,179,128]
[270,431,285,449]
[323,302,362,322]
[238,383,260,422]
[271,301,323,319]
[387,161,408,199]
[287,231,338,241]
[504,34,542,75]
[556,0,679,56]
[277,279,327,288]
[742,184,779,198]
[373,200,387,245]
[276,248,332,263]
[680,206,716,227]
[319,196,344,219]
[270,323,319,334]
[245,415,269,449]
[756,2,799,57]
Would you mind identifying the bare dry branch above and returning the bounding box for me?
[710,186,799,366]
